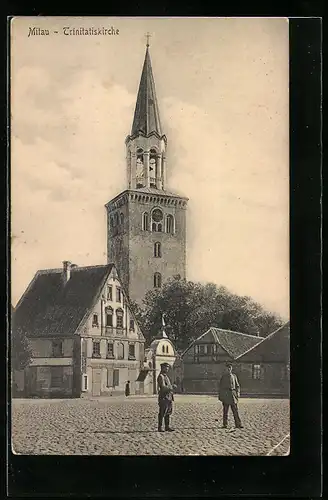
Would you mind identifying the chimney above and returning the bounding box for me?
[62,261,72,284]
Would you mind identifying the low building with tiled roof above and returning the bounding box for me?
[234,322,290,397]
[180,324,289,397]
[181,327,264,394]
[12,261,148,398]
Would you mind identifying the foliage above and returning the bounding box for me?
[134,276,285,351]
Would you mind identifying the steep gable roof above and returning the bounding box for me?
[130,47,163,138]
[14,264,113,337]
[235,322,290,361]
[182,327,264,360]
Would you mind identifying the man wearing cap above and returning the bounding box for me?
[218,362,243,429]
[157,362,175,432]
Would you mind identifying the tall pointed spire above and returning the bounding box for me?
[131,43,163,137]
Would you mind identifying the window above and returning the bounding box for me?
[198,345,205,355]
[116,287,122,303]
[51,367,63,388]
[117,342,124,360]
[129,319,135,331]
[162,345,165,354]
[116,308,124,328]
[154,242,162,258]
[52,340,63,357]
[136,151,144,189]
[166,345,169,354]
[252,364,261,380]
[151,208,163,232]
[92,341,101,358]
[107,285,113,301]
[105,307,113,327]
[154,272,162,288]
[107,342,114,359]
[142,212,149,231]
[92,314,99,328]
[113,369,119,387]
[129,344,136,359]
[166,214,174,234]
[82,374,88,391]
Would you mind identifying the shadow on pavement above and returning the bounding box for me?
[82,426,225,434]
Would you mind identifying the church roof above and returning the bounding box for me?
[182,327,265,360]
[130,47,163,138]
[13,264,114,337]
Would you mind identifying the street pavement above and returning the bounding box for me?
[11,395,290,456]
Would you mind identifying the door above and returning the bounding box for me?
[92,368,102,396]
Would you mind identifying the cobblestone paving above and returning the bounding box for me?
[11,395,290,456]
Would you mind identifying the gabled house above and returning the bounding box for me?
[235,322,290,397]
[13,261,146,398]
[181,324,290,397]
[182,327,264,394]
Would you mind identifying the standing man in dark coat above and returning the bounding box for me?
[218,362,243,429]
[157,362,175,432]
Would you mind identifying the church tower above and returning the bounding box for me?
[105,40,188,304]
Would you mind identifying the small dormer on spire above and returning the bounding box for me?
[125,38,167,191]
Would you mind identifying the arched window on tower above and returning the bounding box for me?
[151,208,163,232]
[154,242,162,258]
[154,272,162,288]
[142,212,149,231]
[166,214,175,234]
[136,148,144,189]
[149,149,157,188]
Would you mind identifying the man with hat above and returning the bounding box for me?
[218,362,243,429]
[157,362,175,432]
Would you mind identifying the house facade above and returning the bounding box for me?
[181,324,290,397]
[13,262,148,398]
[182,327,264,394]
[234,322,290,397]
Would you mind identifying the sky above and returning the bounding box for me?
[11,17,289,318]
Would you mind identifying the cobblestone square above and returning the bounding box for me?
[12,395,290,456]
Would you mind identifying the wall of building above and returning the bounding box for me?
[127,197,187,304]
[181,336,289,397]
[25,365,74,398]
[107,192,187,305]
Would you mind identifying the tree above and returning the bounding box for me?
[137,276,285,351]
[11,311,32,372]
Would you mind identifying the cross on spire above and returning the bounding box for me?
[145,32,151,48]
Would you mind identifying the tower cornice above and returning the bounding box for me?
[105,188,189,213]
